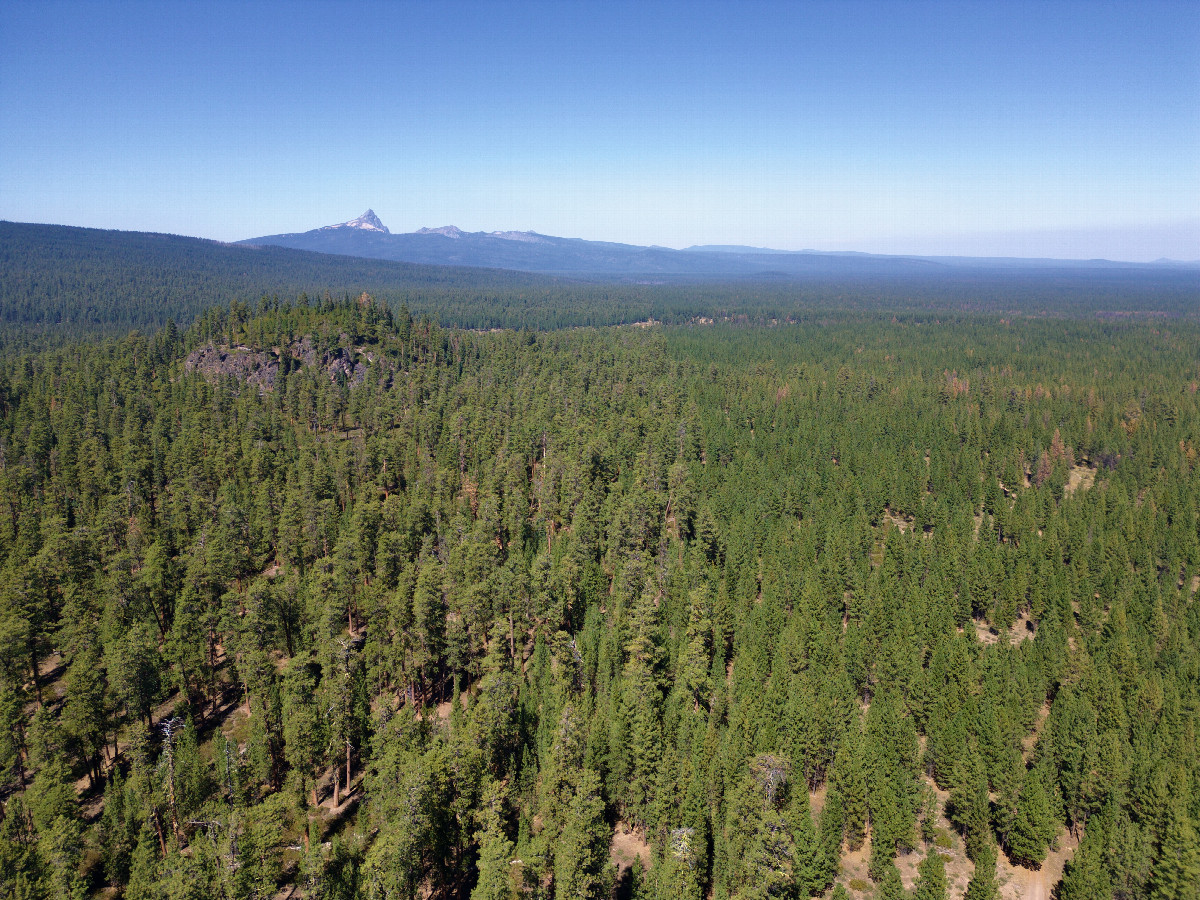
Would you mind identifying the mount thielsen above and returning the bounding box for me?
[320,209,390,234]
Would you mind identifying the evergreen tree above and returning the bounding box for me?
[832,720,868,851]
[1151,802,1200,900]
[1006,772,1055,868]
[472,783,516,900]
[126,825,162,900]
[554,770,610,900]
[963,842,1000,900]
[786,788,825,898]
[817,787,845,884]
[2,294,1200,900]
[914,850,948,900]
[876,862,906,900]
[724,756,796,900]
[681,585,713,711]
[947,741,991,862]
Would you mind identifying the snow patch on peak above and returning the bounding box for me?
[416,226,466,238]
[489,230,550,244]
[322,209,390,234]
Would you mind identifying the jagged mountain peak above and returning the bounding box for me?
[321,209,390,234]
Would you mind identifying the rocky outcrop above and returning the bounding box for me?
[293,336,371,386]
[185,339,381,393]
[184,345,280,393]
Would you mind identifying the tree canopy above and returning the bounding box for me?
[1,287,1199,898]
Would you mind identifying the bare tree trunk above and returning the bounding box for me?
[153,810,167,858]
[149,598,167,640]
[162,719,183,841]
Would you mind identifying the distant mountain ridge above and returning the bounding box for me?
[242,212,1200,276]
[241,212,943,276]
[0,220,555,335]
[5,220,1199,339]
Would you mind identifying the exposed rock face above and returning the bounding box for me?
[184,345,279,393]
[293,337,372,386]
[185,338,381,393]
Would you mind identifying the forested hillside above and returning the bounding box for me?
[1,294,1199,899]
[0,222,558,337]
[4,222,1198,347]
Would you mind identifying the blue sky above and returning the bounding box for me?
[2,1,1197,259]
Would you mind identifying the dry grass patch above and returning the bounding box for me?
[974,611,1036,647]
[1064,464,1096,496]
[610,822,651,876]
[997,828,1078,900]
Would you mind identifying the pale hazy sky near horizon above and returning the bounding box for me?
[2,0,1198,260]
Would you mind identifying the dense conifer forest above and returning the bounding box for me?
[2,286,1199,899]
[5,222,1199,345]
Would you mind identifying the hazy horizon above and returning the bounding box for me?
[3,1,1197,261]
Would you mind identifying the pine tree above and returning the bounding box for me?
[282,657,324,807]
[1151,802,1200,900]
[659,825,705,900]
[622,583,665,826]
[919,785,939,846]
[867,776,907,879]
[817,787,845,884]
[989,746,1024,849]
[681,585,713,710]
[126,825,161,900]
[832,720,868,851]
[947,741,991,862]
[39,814,86,900]
[555,770,611,900]
[411,538,446,702]
[1006,772,1054,868]
[1057,807,1115,900]
[876,862,906,900]
[787,788,825,898]
[472,783,515,900]
[724,756,796,900]
[914,849,948,900]
[963,842,1000,900]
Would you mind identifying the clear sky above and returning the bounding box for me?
[2,0,1198,259]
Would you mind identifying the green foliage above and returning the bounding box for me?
[947,741,992,863]
[876,863,906,900]
[963,842,1000,900]
[1005,771,1056,868]
[1152,802,1200,900]
[471,783,516,900]
[914,850,948,900]
[3,295,1200,900]
[786,789,826,898]
[553,770,611,900]
[125,825,161,900]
